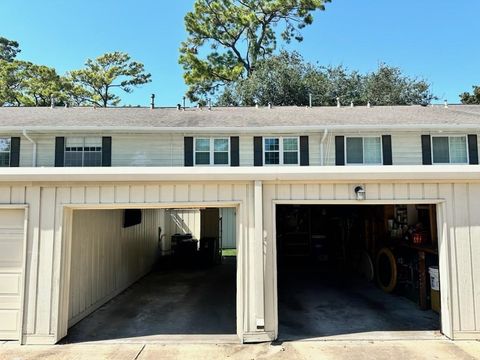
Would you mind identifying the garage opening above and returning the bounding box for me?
[63,206,237,343]
[276,204,441,340]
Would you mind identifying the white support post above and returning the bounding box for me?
[254,180,265,331]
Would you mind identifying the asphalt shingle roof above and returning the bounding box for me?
[0,105,479,128]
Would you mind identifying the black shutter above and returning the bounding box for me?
[421,135,432,165]
[300,136,309,166]
[382,135,393,165]
[230,136,239,167]
[102,136,112,167]
[253,136,263,166]
[468,134,479,165]
[55,137,65,167]
[9,137,20,167]
[335,136,345,166]
[184,137,194,166]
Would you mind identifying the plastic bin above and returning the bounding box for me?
[429,266,441,313]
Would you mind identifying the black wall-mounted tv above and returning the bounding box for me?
[123,209,142,228]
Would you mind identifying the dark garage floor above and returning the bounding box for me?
[64,258,237,343]
[278,270,440,341]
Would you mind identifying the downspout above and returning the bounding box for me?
[22,129,37,167]
[320,128,328,166]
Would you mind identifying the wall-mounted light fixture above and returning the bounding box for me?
[354,186,366,201]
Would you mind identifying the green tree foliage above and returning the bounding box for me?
[0,37,21,62]
[217,51,435,106]
[68,52,151,107]
[0,60,68,106]
[460,86,480,104]
[179,0,330,101]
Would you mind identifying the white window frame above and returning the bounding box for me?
[263,136,300,166]
[345,136,383,165]
[0,138,11,167]
[64,137,103,167]
[431,135,469,165]
[194,137,230,166]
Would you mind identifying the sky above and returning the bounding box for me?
[1,0,479,107]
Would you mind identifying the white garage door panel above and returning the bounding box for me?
[0,310,20,331]
[0,209,26,341]
[0,236,24,265]
[0,274,21,293]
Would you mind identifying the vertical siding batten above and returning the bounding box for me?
[452,184,476,330]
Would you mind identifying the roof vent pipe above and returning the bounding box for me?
[309,93,312,108]
[336,97,340,108]
[367,101,371,108]
[50,96,55,109]
[150,94,155,109]
[176,104,181,111]
[268,102,272,109]
[444,100,448,109]
[350,101,354,108]
[208,99,212,111]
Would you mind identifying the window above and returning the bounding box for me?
[64,137,102,167]
[0,138,10,167]
[432,136,468,164]
[346,137,382,165]
[264,137,299,165]
[194,138,229,165]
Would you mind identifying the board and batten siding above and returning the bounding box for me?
[163,209,201,253]
[0,182,256,344]
[68,208,162,326]
[261,181,480,340]
[220,207,237,249]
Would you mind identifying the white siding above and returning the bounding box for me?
[308,134,322,166]
[68,208,162,326]
[163,209,201,253]
[36,136,56,167]
[392,133,423,165]
[220,207,236,249]
[239,136,253,166]
[112,134,184,166]
[2,131,478,168]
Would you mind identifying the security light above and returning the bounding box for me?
[355,186,366,201]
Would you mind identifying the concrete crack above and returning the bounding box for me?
[133,344,146,360]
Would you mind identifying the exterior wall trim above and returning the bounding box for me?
[1,165,480,183]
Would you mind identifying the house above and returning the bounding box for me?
[0,104,479,344]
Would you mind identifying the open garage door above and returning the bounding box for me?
[0,208,27,341]
[63,206,237,343]
[276,204,441,340]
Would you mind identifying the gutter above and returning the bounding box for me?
[320,128,328,166]
[1,123,480,135]
[22,129,37,167]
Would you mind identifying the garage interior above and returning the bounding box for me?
[276,203,441,340]
[63,206,237,343]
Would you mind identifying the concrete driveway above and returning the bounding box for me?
[1,340,479,360]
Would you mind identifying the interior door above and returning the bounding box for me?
[0,208,27,341]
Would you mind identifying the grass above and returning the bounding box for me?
[222,248,237,257]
